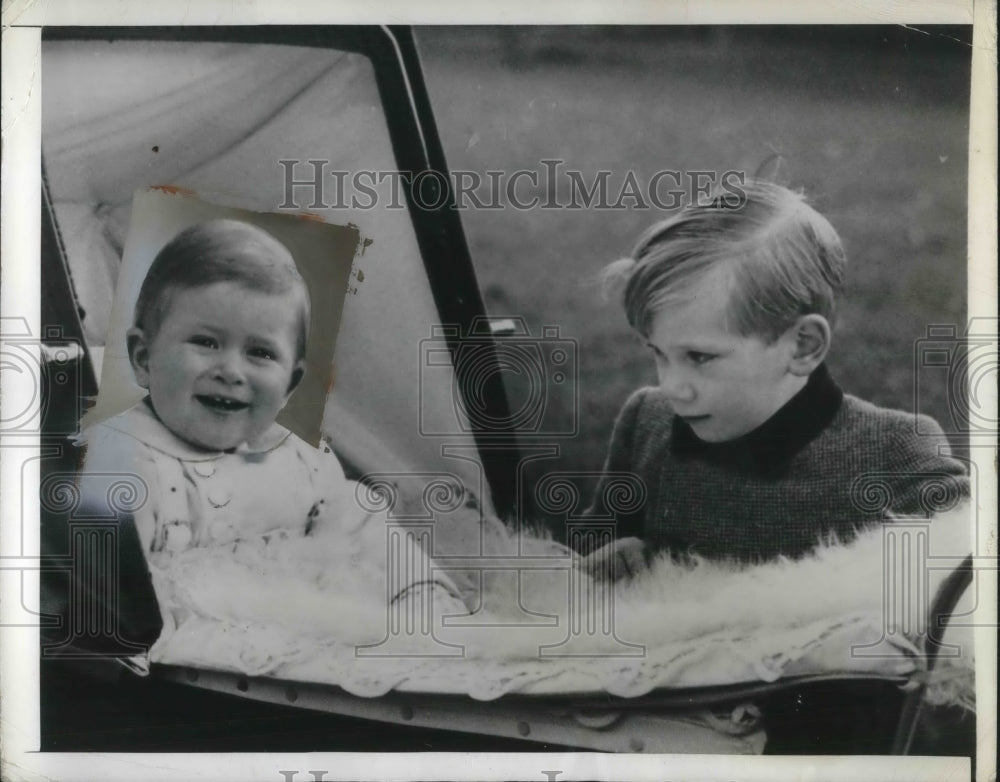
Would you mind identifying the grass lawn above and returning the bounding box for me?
[417,26,972,526]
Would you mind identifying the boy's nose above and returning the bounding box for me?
[213,351,246,384]
[657,369,696,404]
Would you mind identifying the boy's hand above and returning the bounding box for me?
[576,537,649,582]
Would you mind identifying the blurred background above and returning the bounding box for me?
[416,25,973,529]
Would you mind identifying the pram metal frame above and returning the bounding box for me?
[151,664,768,754]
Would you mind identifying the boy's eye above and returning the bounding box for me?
[189,335,217,349]
[687,351,715,365]
[247,346,277,361]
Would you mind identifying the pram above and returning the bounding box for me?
[32,24,976,756]
[38,477,975,754]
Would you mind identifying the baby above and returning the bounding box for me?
[79,219,464,631]
[583,181,970,577]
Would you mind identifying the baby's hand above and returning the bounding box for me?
[395,580,469,616]
[576,537,649,582]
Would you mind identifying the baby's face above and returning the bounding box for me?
[645,275,804,442]
[130,282,305,451]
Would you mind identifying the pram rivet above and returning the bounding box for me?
[401,705,414,721]
[517,721,530,736]
[236,677,249,692]
[629,737,645,752]
[286,686,298,703]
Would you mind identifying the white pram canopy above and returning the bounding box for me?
[43,36,489,523]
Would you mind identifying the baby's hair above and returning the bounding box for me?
[603,180,846,342]
[134,219,311,360]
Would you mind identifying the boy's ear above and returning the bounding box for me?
[126,327,151,389]
[786,314,831,376]
[286,359,307,397]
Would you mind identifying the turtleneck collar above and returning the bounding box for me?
[670,363,844,475]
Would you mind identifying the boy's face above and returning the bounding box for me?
[645,276,805,443]
[129,281,306,451]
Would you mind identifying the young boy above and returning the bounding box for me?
[583,181,970,575]
[78,219,464,630]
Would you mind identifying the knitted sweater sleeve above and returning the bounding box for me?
[885,413,970,517]
[583,388,649,544]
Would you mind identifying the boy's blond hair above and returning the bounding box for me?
[604,180,846,341]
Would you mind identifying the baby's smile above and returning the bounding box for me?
[132,281,305,451]
[196,394,251,413]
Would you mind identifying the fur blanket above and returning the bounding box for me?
[148,505,975,707]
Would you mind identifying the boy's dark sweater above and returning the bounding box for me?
[587,364,970,562]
